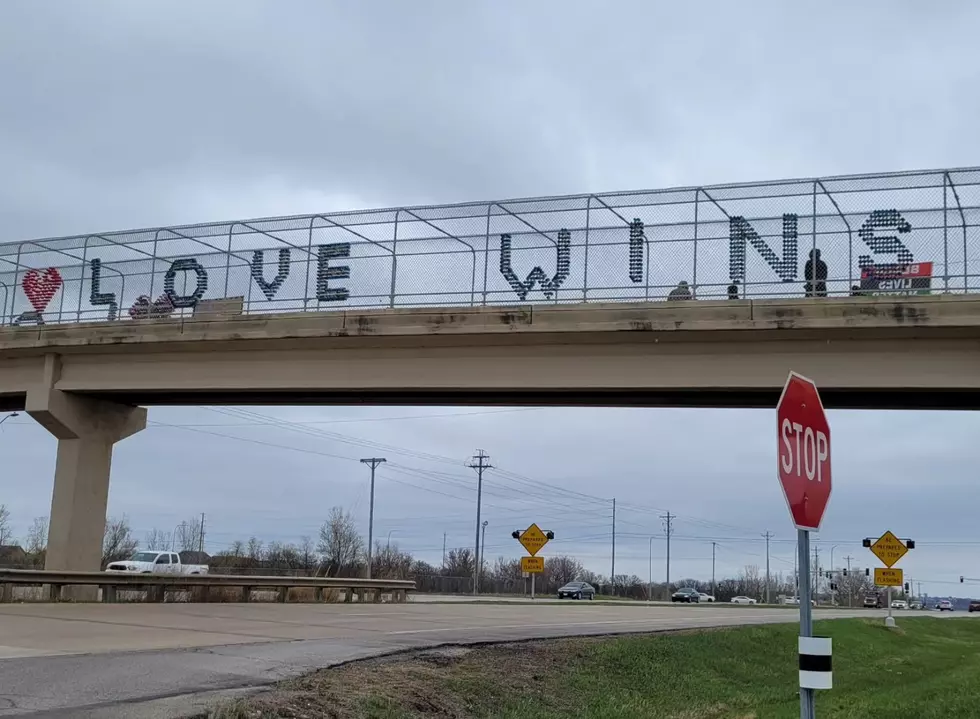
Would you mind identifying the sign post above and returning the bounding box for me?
[867,531,911,627]
[778,372,833,719]
[513,524,552,601]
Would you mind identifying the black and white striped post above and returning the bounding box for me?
[799,636,833,691]
[797,528,817,718]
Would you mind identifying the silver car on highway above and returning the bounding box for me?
[557,582,596,600]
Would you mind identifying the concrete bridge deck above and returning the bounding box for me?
[0,295,978,410]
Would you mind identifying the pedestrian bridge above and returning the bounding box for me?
[3,163,979,580]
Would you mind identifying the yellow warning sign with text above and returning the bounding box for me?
[874,567,903,587]
[870,531,908,568]
[519,523,550,556]
[521,556,545,573]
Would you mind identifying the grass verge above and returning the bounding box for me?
[205,617,980,718]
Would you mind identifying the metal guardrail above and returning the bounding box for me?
[0,569,415,604]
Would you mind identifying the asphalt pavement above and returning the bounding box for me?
[0,600,912,718]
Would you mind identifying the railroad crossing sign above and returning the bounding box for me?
[776,372,832,531]
[870,531,908,568]
[521,556,545,573]
[518,523,550,556]
[874,567,903,587]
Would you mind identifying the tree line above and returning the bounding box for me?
[0,503,882,603]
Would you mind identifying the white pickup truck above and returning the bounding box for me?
[106,551,209,575]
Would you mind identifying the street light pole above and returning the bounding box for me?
[360,458,386,580]
[386,530,395,550]
[0,412,19,428]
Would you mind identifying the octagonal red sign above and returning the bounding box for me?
[776,372,832,531]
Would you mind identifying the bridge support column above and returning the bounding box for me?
[26,356,147,597]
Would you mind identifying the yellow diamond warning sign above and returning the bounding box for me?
[870,531,908,568]
[874,567,903,587]
[521,556,544,573]
[518,523,550,556]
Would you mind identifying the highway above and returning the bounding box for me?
[0,600,896,718]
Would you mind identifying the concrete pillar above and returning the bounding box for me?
[26,356,147,586]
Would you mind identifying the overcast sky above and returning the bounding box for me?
[1,1,978,597]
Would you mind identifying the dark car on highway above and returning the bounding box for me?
[969,600,980,613]
[671,587,701,603]
[557,582,595,600]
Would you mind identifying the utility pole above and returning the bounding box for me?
[199,512,206,554]
[762,531,773,604]
[479,520,488,594]
[648,536,654,600]
[360,457,386,580]
[661,511,674,588]
[844,555,854,607]
[711,541,716,597]
[813,545,819,605]
[611,498,616,581]
[467,450,491,596]
[442,532,447,569]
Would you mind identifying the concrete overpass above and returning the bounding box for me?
[1,294,979,578]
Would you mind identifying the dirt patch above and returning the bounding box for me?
[209,637,598,718]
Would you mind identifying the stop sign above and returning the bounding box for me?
[777,372,832,531]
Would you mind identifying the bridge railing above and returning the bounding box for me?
[0,569,415,604]
[1,167,979,326]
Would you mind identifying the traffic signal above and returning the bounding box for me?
[511,530,521,539]
[842,569,848,576]
[907,540,915,549]
[904,583,909,592]
[961,576,965,583]
[830,583,837,591]
[545,530,555,539]
[865,568,870,577]
[862,539,872,548]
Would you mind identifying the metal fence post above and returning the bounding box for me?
[390,210,399,308]
[943,176,949,292]
[481,204,492,305]
[224,226,234,298]
[692,189,700,297]
[10,244,22,324]
[305,218,316,310]
[75,236,90,323]
[812,181,818,298]
[582,196,591,301]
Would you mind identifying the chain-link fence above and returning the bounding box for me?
[2,167,978,327]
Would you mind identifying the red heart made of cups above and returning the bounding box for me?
[22,267,63,313]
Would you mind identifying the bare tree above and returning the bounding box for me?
[227,539,246,559]
[546,555,583,588]
[246,536,263,562]
[371,541,412,579]
[144,528,170,551]
[0,504,12,546]
[174,517,204,552]
[298,535,317,576]
[25,516,48,552]
[317,507,363,577]
[102,516,138,568]
[443,547,475,578]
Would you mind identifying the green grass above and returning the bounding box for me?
[211,617,980,719]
